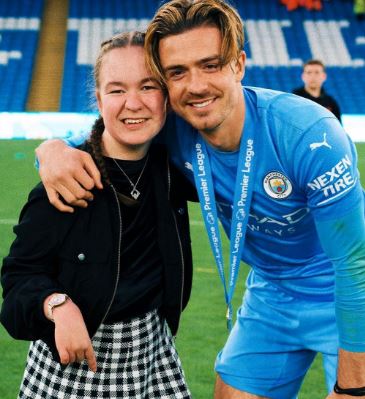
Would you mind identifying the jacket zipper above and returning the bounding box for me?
[95,184,123,332]
[167,159,185,335]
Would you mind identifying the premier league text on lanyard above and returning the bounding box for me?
[192,132,256,331]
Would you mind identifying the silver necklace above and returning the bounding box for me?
[111,154,149,200]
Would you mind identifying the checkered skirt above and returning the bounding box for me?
[18,310,191,398]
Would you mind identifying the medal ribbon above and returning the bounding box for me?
[192,131,256,330]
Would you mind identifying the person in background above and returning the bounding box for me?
[354,0,365,20]
[280,0,322,11]
[0,31,194,399]
[293,59,342,123]
[33,0,365,398]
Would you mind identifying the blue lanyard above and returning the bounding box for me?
[192,131,256,330]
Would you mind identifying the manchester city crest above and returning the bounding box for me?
[263,171,292,199]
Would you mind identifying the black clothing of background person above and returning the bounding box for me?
[293,86,342,123]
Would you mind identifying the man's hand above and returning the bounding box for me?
[51,299,97,372]
[325,348,365,398]
[36,139,103,213]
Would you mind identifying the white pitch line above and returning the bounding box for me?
[0,219,17,225]
[196,267,215,274]
[189,220,204,226]
[0,218,204,226]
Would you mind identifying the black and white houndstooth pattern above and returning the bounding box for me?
[18,310,191,398]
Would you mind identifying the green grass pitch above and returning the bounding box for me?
[0,139,364,398]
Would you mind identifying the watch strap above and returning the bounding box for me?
[47,293,70,322]
[334,381,365,396]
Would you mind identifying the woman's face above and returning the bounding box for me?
[96,46,166,159]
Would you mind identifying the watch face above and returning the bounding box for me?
[48,294,69,321]
[50,294,66,306]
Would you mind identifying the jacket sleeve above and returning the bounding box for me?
[0,184,74,341]
[170,162,198,202]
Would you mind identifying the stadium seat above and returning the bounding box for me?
[0,0,43,111]
[59,0,365,114]
[1,0,363,114]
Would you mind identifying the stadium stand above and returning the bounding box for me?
[0,0,44,111]
[59,0,365,114]
[26,0,68,112]
[0,0,364,114]
[60,0,152,112]
[238,0,365,114]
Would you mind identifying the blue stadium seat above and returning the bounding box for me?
[0,0,44,111]
[59,0,365,114]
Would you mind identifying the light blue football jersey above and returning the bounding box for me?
[63,86,365,349]
[162,87,364,301]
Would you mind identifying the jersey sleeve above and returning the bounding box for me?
[314,200,365,351]
[292,116,365,350]
[63,129,89,147]
[34,130,90,169]
[293,116,361,221]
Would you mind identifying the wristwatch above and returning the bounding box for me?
[47,293,70,322]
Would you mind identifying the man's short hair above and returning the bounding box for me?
[303,59,326,71]
[145,0,244,84]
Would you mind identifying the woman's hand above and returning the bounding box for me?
[44,295,97,372]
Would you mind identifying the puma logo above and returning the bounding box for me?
[310,133,332,151]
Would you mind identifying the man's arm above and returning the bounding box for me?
[291,110,365,396]
[315,203,365,397]
[36,139,103,212]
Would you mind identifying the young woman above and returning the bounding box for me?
[0,31,195,398]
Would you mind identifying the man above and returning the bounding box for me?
[37,0,365,398]
[280,0,322,11]
[293,59,342,123]
[354,0,365,20]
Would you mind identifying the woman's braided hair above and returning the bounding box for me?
[86,31,146,185]
[87,116,110,184]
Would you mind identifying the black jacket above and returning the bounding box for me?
[0,145,195,361]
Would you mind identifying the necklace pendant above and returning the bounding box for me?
[130,187,140,200]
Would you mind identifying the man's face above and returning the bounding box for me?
[158,25,245,136]
[302,64,326,91]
